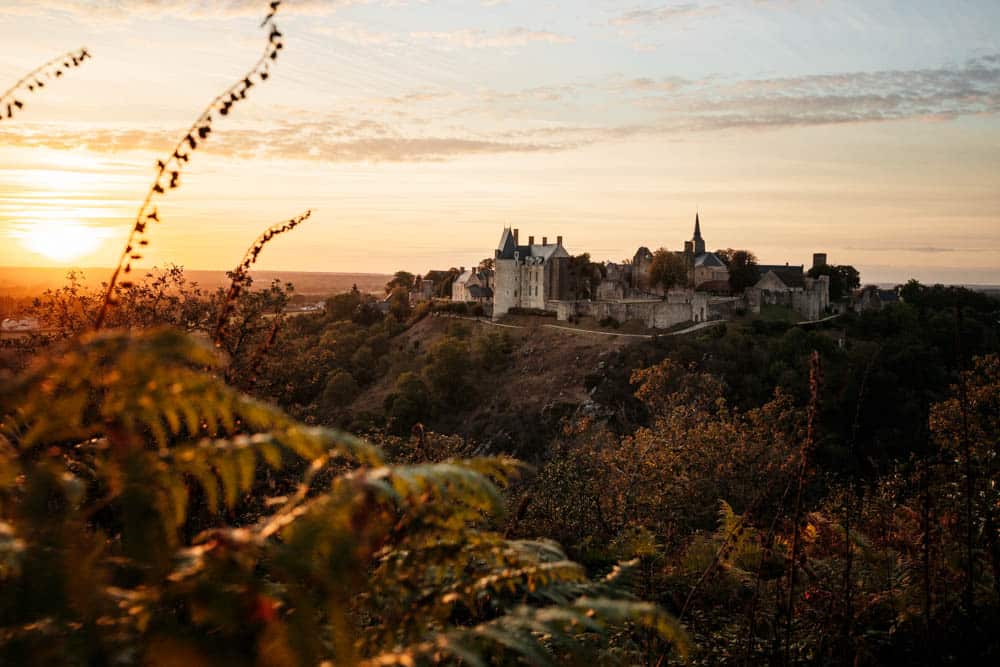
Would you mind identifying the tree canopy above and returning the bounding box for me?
[716,248,760,292]
[649,248,689,290]
[807,263,860,300]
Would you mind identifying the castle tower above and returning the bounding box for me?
[692,213,705,255]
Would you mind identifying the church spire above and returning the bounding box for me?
[692,212,705,255]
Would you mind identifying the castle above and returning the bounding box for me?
[492,228,571,317]
[462,215,831,327]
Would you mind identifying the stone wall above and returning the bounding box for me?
[493,258,519,317]
[555,293,709,330]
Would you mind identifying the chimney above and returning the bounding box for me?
[812,253,828,270]
[460,266,464,273]
[684,240,693,255]
[557,235,563,246]
[542,236,548,245]
[513,228,519,244]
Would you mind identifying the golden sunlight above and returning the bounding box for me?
[13,220,112,262]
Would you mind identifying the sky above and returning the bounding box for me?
[0,0,998,285]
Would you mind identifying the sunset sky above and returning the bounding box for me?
[1,0,998,284]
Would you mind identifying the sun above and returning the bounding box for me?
[14,220,113,263]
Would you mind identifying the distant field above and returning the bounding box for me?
[0,266,391,298]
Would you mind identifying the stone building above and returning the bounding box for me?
[451,267,494,304]
[746,262,830,320]
[492,228,571,317]
[630,214,730,292]
[684,214,730,289]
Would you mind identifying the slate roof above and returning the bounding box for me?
[496,228,569,262]
[694,252,727,268]
[468,285,494,299]
[758,264,805,288]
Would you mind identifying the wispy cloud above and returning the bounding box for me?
[409,27,574,49]
[610,3,721,27]
[0,0,365,19]
[3,55,997,163]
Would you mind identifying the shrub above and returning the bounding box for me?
[0,329,688,665]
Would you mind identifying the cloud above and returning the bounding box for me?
[3,55,998,164]
[0,120,567,163]
[632,54,1000,132]
[844,246,998,254]
[610,3,721,27]
[409,27,574,49]
[0,0,370,20]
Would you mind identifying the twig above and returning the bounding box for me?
[95,1,285,329]
[0,48,91,120]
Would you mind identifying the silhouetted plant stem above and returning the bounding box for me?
[954,305,975,612]
[95,1,285,329]
[213,210,311,346]
[784,350,821,666]
[0,47,90,121]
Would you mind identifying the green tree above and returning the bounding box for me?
[320,368,359,412]
[387,286,411,321]
[649,248,688,290]
[384,270,416,294]
[807,263,860,300]
[716,248,760,292]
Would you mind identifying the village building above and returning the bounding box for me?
[483,215,833,327]
[745,254,831,321]
[685,214,730,289]
[451,266,495,305]
[492,228,571,317]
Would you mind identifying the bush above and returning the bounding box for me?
[320,368,358,412]
[0,329,687,664]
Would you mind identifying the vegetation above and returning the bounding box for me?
[716,248,760,291]
[807,263,860,301]
[648,248,689,290]
[3,2,1000,665]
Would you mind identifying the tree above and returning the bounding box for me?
[477,257,495,271]
[384,270,415,294]
[716,248,760,292]
[320,368,359,413]
[649,248,688,290]
[808,263,860,301]
[387,286,411,321]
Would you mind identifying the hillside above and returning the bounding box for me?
[347,314,650,457]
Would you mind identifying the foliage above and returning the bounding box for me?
[715,248,759,292]
[567,253,603,299]
[27,266,212,338]
[807,263,860,301]
[385,271,416,294]
[0,329,687,666]
[648,249,688,290]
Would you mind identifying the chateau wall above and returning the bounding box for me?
[555,296,706,329]
[493,258,520,317]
